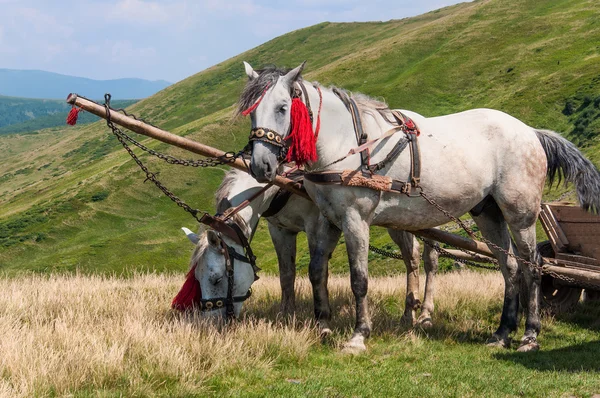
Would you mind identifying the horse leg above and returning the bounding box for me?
[306,214,342,337]
[507,222,543,352]
[267,222,298,315]
[342,209,372,353]
[471,201,520,348]
[387,229,422,326]
[418,239,438,328]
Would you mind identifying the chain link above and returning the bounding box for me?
[368,244,404,260]
[420,239,500,271]
[102,94,245,224]
[418,191,583,285]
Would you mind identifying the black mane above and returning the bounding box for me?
[236,66,290,116]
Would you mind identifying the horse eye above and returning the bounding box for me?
[213,277,223,285]
[278,105,288,114]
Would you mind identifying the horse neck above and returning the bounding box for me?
[306,85,386,170]
[218,174,278,241]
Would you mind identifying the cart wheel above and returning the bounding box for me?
[537,240,554,258]
[583,289,600,303]
[540,274,582,313]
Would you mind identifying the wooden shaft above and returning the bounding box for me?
[414,228,494,258]
[66,93,309,200]
[543,263,600,288]
[440,249,496,264]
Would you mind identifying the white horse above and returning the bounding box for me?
[245,62,600,353]
[178,168,438,330]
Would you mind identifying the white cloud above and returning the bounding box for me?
[111,40,157,62]
[108,0,187,26]
[16,7,74,37]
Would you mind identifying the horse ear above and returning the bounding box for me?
[181,227,200,245]
[206,230,220,248]
[281,61,306,89]
[243,61,259,80]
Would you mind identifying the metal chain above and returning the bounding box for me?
[110,128,204,223]
[103,97,204,223]
[420,238,500,271]
[552,189,575,203]
[116,128,247,168]
[419,191,580,285]
[368,244,404,260]
[104,97,247,168]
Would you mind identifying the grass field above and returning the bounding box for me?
[1,271,599,397]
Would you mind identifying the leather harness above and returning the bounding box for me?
[305,89,423,196]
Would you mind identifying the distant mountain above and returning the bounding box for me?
[0,95,138,135]
[0,69,171,100]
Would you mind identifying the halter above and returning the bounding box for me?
[196,213,259,319]
[246,81,322,164]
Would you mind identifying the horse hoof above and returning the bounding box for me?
[417,316,433,328]
[486,336,510,349]
[320,328,332,340]
[517,341,540,353]
[341,336,367,354]
[400,314,417,327]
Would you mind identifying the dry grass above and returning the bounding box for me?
[0,271,503,397]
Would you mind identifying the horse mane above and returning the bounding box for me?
[189,231,208,271]
[237,66,291,116]
[214,168,244,210]
[329,86,393,126]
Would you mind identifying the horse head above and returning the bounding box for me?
[174,228,256,318]
[241,61,313,182]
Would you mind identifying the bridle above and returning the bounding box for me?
[247,81,321,163]
[197,213,259,319]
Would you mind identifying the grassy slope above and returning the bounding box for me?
[1,0,599,276]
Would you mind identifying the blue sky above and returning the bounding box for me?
[0,0,467,83]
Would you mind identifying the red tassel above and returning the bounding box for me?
[171,264,202,311]
[286,97,317,165]
[66,107,81,126]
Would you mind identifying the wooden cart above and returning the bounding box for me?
[537,203,600,311]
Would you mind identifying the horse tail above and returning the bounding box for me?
[534,128,600,213]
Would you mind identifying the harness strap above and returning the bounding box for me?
[390,110,421,188]
[333,89,370,171]
[296,81,313,124]
[305,170,412,195]
[221,240,236,318]
[262,189,293,218]
[221,183,274,221]
[199,213,244,246]
[408,133,421,188]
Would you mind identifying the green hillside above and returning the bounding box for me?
[1,0,599,276]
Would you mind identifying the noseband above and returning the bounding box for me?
[247,82,319,163]
[198,213,259,319]
[248,127,288,162]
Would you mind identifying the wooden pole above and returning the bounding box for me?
[414,228,495,258]
[67,93,496,258]
[543,263,600,287]
[440,249,496,263]
[66,93,308,200]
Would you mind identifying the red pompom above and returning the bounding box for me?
[66,107,81,126]
[286,97,317,165]
[171,264,202,311]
